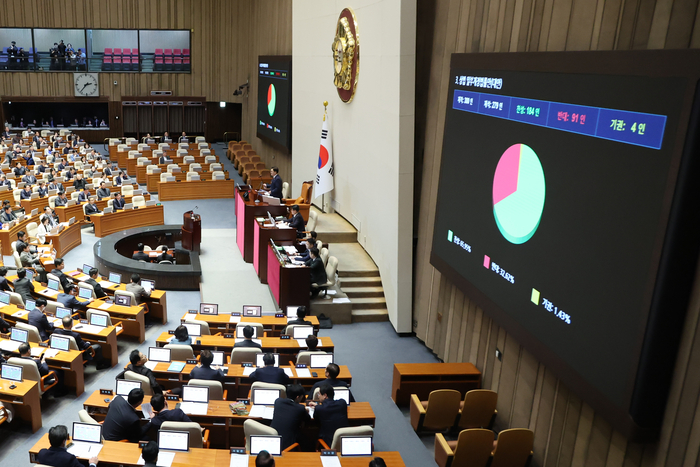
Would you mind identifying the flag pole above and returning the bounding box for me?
[321,101,328,213]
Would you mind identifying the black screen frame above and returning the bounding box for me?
[256,55,292,153]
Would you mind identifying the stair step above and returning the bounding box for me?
[340,277,382,288]
[345,287,385,298]
[352,309,389,322]
[338,270,380,278]
[351,297,387,310]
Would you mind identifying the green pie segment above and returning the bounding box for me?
[492,144,546,244]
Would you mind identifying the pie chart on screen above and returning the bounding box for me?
[492,143,546,244]
[267,84,276,116]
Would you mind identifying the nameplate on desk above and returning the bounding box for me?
[296,364,307,368]
[223,333,234,338]
[139,441,149,448]
[100,389,114,395]
[321,450,338,456]
[231,312,241,317]
[241,362,253,367]
[39,342,48,347]
[280,335,291,340]
[0,333,9,339]
[275,313,284,318]
[186,359,197,365]
[80,319,88,324]
[230,448,246,455]
[166,394,180,401]
[168,330,175,335]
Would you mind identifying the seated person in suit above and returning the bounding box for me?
[291,239,314,263]
[84,197,100,216]
[54,315,107,369]
[37,181,48,197]
[255,452,274,467]
[13,267,35,305]
[0,266,12,293]
[56,159,66,171]
[57,284,93,312]
[77,189,91,203]
[271,384,310,450]
[43,207,59,229]
[23,150,36,166]
[54,191,68,207]
[156,245,174,263]
[307,385,349,447]
[144,394,192,431]
[305,248,327,298]
[37,424,100,467]
[72,173,86,190]
[132,243,151,262]
[47,178,62,192]
[170,325,192,345]
[102,387,149,442]
[309,363,354,402]
[96,181,111,200]
[116,349,162,394]
[19,185,33,200]
[112,192,125,210]
[1,204,17,223]
[282,204,305,237]
[103,165,113,177]
[249,352,290,385]
[158,154,171,164]
[126,273,151,304]
[141,441,159,467]
[287,306,312,326]
[52,258,73,291]
[0,174,10,187]
[114,170,130,186]
[22,172,37,185]
[263,167,283,199]
[85,268,107,299]
[37,161,49,173]
[13,162,26,177]
[28,298,54,340]
[17,241,42,268]
[233,325,262,349]
[189,350,226,384]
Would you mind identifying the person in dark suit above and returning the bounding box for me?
[369,458,387,467]
[53,258,74,293]
[37,424,100,467]
[84,198,100,218]
[1,205,17,224]
[282,204,305,237]
[13,268,35,305]
[19,185,33,200]
[112,192,125,210]
[102,387,148,442]
[141,441,159,467]
[155,245,174,263]
[14,162,26,177]
[287,306,312,326]
[132,243,151,262]
[54,191,68,207]
[309,363,355,402]
[308,385,349,447]
[158,154,171,164]
[0,175,10,187]
[189,350,226,384]
[305,248,327,297]
[0,316,10,333]
[54,315,107,369]
[96,182,111,200]
[249,353,290,385]
[263,167,283,199]
[77,189,91,203]
[57,284,93,312]
[233,325,262,349]
[28,298,54,340]
[0,266,12,293]
[271,384,310,450]
[145,394,192,431]
[73,173,87,190]
[85,268,107,299]
[116,349,162,394]
[292,239,314,263]
[18,342,51,379]
[37,181,48,197]
[22,172,37,185]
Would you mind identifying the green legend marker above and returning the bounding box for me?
[531,288,540,305]
[447,230,453,242]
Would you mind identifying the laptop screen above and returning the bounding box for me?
[0,291,9,305]
[334,388,351,404]
[50,335,70,351]
[56,307,72,319]
[256,353,279,368]
[292,325,314,340]
[286,306,299,319]
[115,295,131,307]
[47,278,59,291]
[78,287,92,299]
[82,264,93,274]
[211,351,225,366]
[26,270,34,282]
[237,325,258,339]
[141,279,155,293]
[182,385,209,403]
[116,379,142,396]
[158,430,190,452]
[108,272,121,284]
[242,305,262,317]
[251,388,281,406]
[148,347,171,363]
[340,436,373,457]
[25,299,36,311]
[1,364,23,382]
[72,422,102,443]
[249,436,281,456]
[89,313,108,327]
[183,323,201,337]
[309,353,334,369]
[10,328,28,343]
[199,303,218,315]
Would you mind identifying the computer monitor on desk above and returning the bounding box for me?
[266,211,276,226]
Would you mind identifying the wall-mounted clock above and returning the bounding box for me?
[332,8,359,103]
[74,72,99,97]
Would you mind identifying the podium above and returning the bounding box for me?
[182,211,201,252]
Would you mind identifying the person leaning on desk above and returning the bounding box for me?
[102,387,149,442]
[37,424,100,467]
[116,349,163,395]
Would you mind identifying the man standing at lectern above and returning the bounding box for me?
[263,167,283,199]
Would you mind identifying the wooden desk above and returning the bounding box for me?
[0,213,40,255]
[135,159,217,183]
[391,362,482,405]
[91,204,165,237]
[254,220,297,284]
[155,332,334,356]
[158,179,235,201]
[88,300,146,343]
[0,378,41,432]
[54,203,85,223]
[20,197,50,213]
[268,242,310,311]
[46,221,82,257]
[235,187,289,263]
[179,312,319,336]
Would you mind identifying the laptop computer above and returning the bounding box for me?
[56,306,72,319]
[236,324,258,339]
[309,353,334,369]
[147,347,171,369]
[286,306,299,319]
[30,208,38,216]
[292,325,314,340]
[158,430,190,452]
[41,278,60,296]
[251,388,281,406]
[141,279,155,293]
[89,313,108,327]
[50,334,71,351]
[82,264,93,274]
[180,385,209,415]
[103,206,113,214]
[333,388,351,404]
[242,305,262,317]
[123,203,133,210]
[266,211,276,226]
[25,299,36,312]
[103,272,121,288]
[211,351,225,366]
[256,353,280,368]
[340,436,373,457]
[249,435,282,456]
[115,295,131,307]
[199,303,218,315]
[78,286,92,300]
[0,363,23,382]
[67,422,103,458]
[183,323,201,337]
[0,291,9,307]
[116,379,141,396]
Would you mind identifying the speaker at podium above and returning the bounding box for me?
[182,210,201,253]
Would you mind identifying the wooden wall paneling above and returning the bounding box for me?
[447,288,465,362]
[511,348,540,428]
[510,0,528,51]
[532,370,559,465]
[467,306,483,363]
[546,0,574,51]
[606,431,628,467]
[456,298,471,362]
[497,0,518,52]
[496,333,521,424]
[544,383,571,467]
[566,0,599,50]
[585,414,614,467]
[616,0,642,50]
[665,0,700,48]
[528,0,548,50]
[558,393,583,467]
[631,0,657,48]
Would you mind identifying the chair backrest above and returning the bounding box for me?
[137,157,149,166]
[124,370,153,395]
[121,185,134,197]
[212,171,225,181]
[250,381,287,398]
[13,251,22,269]
[9,291,25,307]
[71,191,80,201]
[424,389,462,431]
[159,422,205,448]
[296,350,327,366]
[86,309,112,326]
[146,165,160,174]
[243,419,278,452]
[188,379,224,400]
[460,390,498,429]
[330,425,374,451]
[167,164,180,172]
[230,347,262,364]
[307,210,318,231]
[204,155,216,164]
[490,429,534,467]
[16,322,42,343]
[452,429,496,467]
[186,172,200,181]
[184,319,210,335]
[26,222,38,238]
[324,256,339,286]
[164,344,194,361]
[77,282,97,299]
[282,182,290,199]
[209,163,222,172]
[160,172,171,182]
[132,195,146,207]
[45,300,61,315]
[78,409,100,425]
[300,181,313,203]
[7,357,42,391]
[189,163,202,172]
[320,247,329,267]
[48,195,57,209]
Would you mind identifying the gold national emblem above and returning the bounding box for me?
[332,8,359,103]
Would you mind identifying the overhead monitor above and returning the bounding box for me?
[256,55,292,152]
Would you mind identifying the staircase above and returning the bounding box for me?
[339,270,388,322]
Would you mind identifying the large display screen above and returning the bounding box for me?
[430,51,700,438]
[257,55,292,152]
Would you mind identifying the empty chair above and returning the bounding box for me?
[78,409,101,426]
[124,370,152,395]
[121,185,134,197]
[459,389,498,429]
[311,256,339,297]
[167,164,180,173]
[137,157,149,166]
[186,172,200,181]
[230,347,261,364]
[205,155,216,164]
[211,171,226,181]
[247,170,260,181]
[490,429,534,467]
[306,210,318,231]
[254,162,266,171]
[434,429,495,467]
[160,422,209,448]
[9,291,24,307]
[250,382,286,399]
[8,357,57,396]
[282,182,290,199]
[209,163,222,172]
[146,165,160,174]
[189,163,202,172]
[410,389,462,432]
[188,379,225,400]
[319,248,329,267]
[195,136,206,143]
[160,172,172,182]
[183,155,195,164]
[322,426,373,451]
[244,420,278,452]
[78,282,97,299]
[164,344,194,360]
[132,195,146,207]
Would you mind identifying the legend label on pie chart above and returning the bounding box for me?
[492,144,546,244]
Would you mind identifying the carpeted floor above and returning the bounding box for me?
[0,142,441,467]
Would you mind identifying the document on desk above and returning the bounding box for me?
[229,315,241,323]
[0,340,22,352]
[30,346,45,357]
[332,298,351,304]
[167,362,186,372]
[296,339,322,348]
[99,280,117,288]
[138,451,175,467]
[320,456,342,467]
[179,402,209,415]
[283,368,293,377]
[229,453,249,467]
[248,405,274,419]
[144,361,158,370]
[12,310,25,317]
[67,442,103,458]
[43,348,60,359]
[295,368,312,378]
[75,324,106,334]
[242,367,255,376]
[98,302,112,310]
[184,313,197,321]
